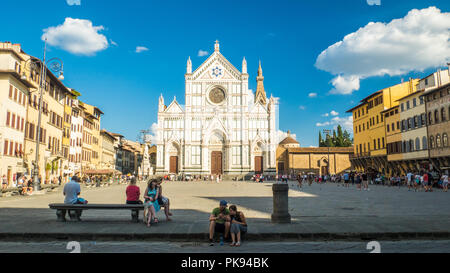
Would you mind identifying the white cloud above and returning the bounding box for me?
[198,50,209,57]
[367,0,380,5]
[315,7,450,95]
[308,92,317,98]
[66,0,81,5]
[322,110,339,117]
[136,46,149,53]
[316,116,353,133]
[316,121,331,127]
[299,105,306,110]
[110,40,118,46]
[42,18,108,56]
[329,75,360,95]
[277,130,297,143]
[145,123,158,144]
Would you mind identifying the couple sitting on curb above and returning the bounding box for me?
[126,178,172,227]
[209,200,247,247]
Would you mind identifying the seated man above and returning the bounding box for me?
[209,200,231,246]
[63,175,87,220]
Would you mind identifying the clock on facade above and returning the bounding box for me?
[209,87,226,104]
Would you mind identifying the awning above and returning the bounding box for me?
[83,169,121,175]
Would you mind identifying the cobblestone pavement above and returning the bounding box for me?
[0,180,449,238]
[0,240,448,253]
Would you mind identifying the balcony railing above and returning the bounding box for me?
[350,152,370,159]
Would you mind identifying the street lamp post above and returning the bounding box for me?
[22,39,64,192]
[323,129,332,177]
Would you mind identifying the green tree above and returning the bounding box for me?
[319,131,324,147]
[325,133,334,147]
[342,130,353,147]
[332,130,337,146]
[336,125,345,147]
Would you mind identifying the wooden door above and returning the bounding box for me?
[211,152,222,175]
[255,156,263,174]
[7,169,11,186]
[169,156,178,174]
[278,162,284,174]
[321,166,328,176]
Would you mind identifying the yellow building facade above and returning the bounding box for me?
[348,79,419,173]
[383,105,403,173]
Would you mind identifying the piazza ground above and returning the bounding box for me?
[0,180,449,241]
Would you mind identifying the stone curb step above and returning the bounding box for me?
[0,232,449,242]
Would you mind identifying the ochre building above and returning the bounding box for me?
[276,134,353,176]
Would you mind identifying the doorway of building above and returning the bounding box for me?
[255,156,263,174]
[211,151,223,175]
[169,156,178,174]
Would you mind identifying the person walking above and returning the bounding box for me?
[343,172,350,188]
[297,173,302,189]
[442,172,449,192]
[356,173,362,191]
[407,171,413,191]
[423,172,429,192]
[2,175,8,190]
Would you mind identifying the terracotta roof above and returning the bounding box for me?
[100,130,116,140]
[346,102,367,113]
[279,136,299,145]
[286,147,354,154]
[110,132,124,137]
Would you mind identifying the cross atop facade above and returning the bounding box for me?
[215,40,220,52]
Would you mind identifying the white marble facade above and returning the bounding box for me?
[156,41,278,176]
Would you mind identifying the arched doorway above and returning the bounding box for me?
[209,130,225,175]
[168,142,180,174]
[319,157,329,176]
[254,142,264,174]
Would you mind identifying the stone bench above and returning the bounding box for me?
[49,203,144,222]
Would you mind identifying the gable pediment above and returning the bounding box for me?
[192,52,242,81]
[250,102,268,114]
[164,99,184,113]
[204,116,229,139]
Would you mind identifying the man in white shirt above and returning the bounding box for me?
[407,171,413,191]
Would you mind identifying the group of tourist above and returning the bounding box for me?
[126,178,173,227]
[62,175,248,246]
[2,174,36,194]
[288,170,448,192]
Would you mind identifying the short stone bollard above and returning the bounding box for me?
[271,183,291,223]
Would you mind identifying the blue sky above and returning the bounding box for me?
[2,0,449,146]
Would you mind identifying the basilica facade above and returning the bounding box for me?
[155,41,278,176]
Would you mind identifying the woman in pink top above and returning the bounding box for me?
[126,178,142,204]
